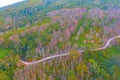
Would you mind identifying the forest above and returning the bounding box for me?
[0,0,120,80]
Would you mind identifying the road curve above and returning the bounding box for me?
[20,35,120,66]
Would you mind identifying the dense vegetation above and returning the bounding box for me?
[0,0,120,80]
[14,46,120,80]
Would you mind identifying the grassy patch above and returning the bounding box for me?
[0,48,12,59]
[106,46,120,57]
[107,46,120,66]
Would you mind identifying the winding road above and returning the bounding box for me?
[20,35,120,66]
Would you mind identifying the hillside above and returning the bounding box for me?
[0,0,120,80]
[0,0,120,31]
